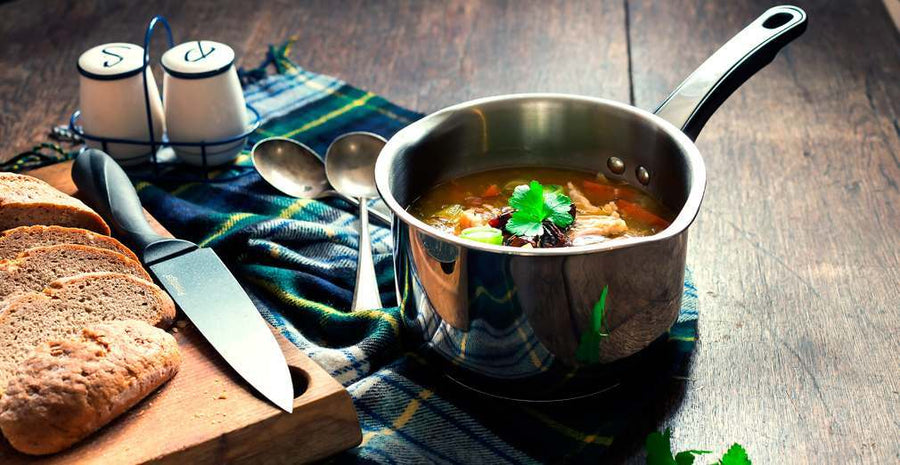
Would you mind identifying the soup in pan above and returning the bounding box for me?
[408,167,675,248]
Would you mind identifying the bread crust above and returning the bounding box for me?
[0,173,110,235]
[0,320,181,455]
[0,225,139,262]
[0,272,176,391]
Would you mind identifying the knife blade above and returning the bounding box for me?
[72,149,294,413]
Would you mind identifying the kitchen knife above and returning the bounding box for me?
[72,149,294,413]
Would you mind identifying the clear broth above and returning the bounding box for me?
[408,167,676,246]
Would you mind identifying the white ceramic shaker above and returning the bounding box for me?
[162,40,247,166]
[78,43,165,166]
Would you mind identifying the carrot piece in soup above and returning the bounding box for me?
[582,180,620,203]
[614,199,670,230]
[482,184,501,197]
[582,180,641,202]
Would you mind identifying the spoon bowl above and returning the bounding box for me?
[251,138,329,199]
[324,132,384,199]
[251,136,392,225]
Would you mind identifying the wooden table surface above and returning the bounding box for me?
[1,0,898,463]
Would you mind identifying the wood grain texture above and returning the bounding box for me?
[0,162,362,464]
[623,0,900,463]
[0,0,630,158]
[1,0,899,463]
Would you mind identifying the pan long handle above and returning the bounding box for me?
[654,5,807,140]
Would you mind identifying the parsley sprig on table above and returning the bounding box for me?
[504,181,574,237]
[646,429,751,465]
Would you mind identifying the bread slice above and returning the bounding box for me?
[0,244,150,304]
[0,319,181,455]
[0,172,110,234]
[0,225,138,262]
[0,272,176,391]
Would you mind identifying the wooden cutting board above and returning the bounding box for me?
[0,161,362,464]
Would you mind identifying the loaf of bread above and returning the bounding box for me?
[0,272,176,390]
[0,244,149,304]
[0,319,181,455]
[0,225,138,262]
[0,173,110,234]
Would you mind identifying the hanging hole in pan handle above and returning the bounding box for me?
[763,12,795,29]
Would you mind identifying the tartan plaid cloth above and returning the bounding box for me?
[5,44,698,464]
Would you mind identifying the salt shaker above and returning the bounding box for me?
[162,40,247,166]
[78,43,165,166]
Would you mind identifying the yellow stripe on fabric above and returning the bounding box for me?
[198,212,254,247]
[250,278,400,336]
[474,286,518,304]
[359,389,434,447]
[398,266,410,310]
[394,389,433,429]
[170,182,199,197]
[523,407,614,446]
[275,199,336,237]
[282,59,299,73]
[135,181,152,193]
[458,332,469,360]
[253,73,412,139]
[293,75,414,124]
[277,198,311,219]
[268,242,282,259]
[278,93,377,139]
[668,335,696,342]
[517,326,548,371]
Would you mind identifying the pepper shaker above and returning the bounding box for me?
[162,40,247,166]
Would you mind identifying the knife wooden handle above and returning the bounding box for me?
[72,149,168,255]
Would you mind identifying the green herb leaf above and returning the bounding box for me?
[592,285,609,335]
[504,181,574,237]
[575,329,602,364]
[718,444,751,465]
[544,190,574,228]
[645,429,677,465]
[643,429,744,465]
[544,184,565,196]
[575,286,610,364]
[674,450,711,465]
[505,214,545,237]
[509,181,545,216]
[673,451,695,465]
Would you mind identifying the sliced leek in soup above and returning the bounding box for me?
[408,167,675,248]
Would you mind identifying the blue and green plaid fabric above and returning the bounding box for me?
[6,44,698,464]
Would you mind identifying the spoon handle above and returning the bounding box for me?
[351,197,383,311]
[326,191,392,227]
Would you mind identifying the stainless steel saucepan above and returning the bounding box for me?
[375,6,807,400]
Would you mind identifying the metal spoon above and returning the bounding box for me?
[251,137,390,226]
[325,132,386,311]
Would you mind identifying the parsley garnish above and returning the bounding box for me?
[716,444,751,465]
[575,285,610,364]
[505,181,574,237]
[645,429,750,465]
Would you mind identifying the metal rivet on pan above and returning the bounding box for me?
[636,166,650,185]
[607,157,625,174]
